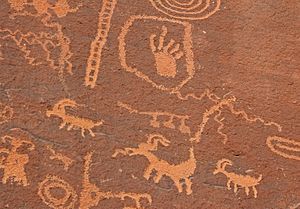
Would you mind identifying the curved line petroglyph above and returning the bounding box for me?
[7,0,81,91]
[46,146,74,171]
[267,136,300,161]
[85,0,118,88]
[38,175,78,209]
[149,0,221,20]
[119,15,195,93]
[0,134,35,186]
[113,134,197,195]
[213,159,262,198]
[118,101,191,135]
[79,152,152,209]
[46,99,103,137]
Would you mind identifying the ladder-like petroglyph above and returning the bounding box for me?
[213,159,262,198]
[46,146,74,171]
[0,134,35,186]
[38,175,78,209]
[46,99,103,137]
[80,152,152,209]
[113,134,197,195]
[267,136,300,161]
[118,101,191,135]
[150,25,184,78]
[119,15,195,93]
[148,0,222,20]
[85,0,118,88]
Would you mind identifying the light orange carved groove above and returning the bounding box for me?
[85,0,118,88]
[0,134,35,186]
[80,152,152,209]
[46,99,103,137]
[113,134,196,195]
[266,136,300,161]
[213,159,262,198]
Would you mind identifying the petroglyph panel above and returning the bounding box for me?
[0,0,299,208]
[119,16,195,93]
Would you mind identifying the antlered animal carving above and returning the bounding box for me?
[213,159,262,198]
[113,134,197,195]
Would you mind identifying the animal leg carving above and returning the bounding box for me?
[185,178,192,195]
[227,180,231,190]
[252,186,258,198]
[234,183,238,194]
[144,165,154,180]
[59,121,66,129]
[245,186,250,196]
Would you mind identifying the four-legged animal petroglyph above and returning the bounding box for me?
[213,159,262,198]
[118,101,191,134]
[38,175,78,209]
[46,146,74,171]
[113,134,197,195]
[80,152,152,209]
[267,136,300,161]
[149,0,222,20]
[46,99,103,137]
[150,25,184,78]
[0,135,35,186]
[85,0,118,88]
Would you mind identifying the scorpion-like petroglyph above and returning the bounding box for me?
[46,99,103,137]
[80,152,152,209]
[113,134,197,195]
[213,159,262,198]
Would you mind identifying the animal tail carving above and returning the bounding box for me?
[266,136,300,161]
[147,134,170,148]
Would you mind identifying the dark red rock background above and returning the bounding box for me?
[0,0,299,209]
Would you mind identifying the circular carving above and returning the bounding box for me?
[149,0,221,20]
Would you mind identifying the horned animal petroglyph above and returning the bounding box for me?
[46,99,103,137]
[213,159,262,198]
[113,134,197,195]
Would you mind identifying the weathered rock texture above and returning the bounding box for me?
[0,0,299,209]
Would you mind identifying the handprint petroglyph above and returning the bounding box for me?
[113,134,196,195]
[213,159,262,198]
[150,26,184,78]
[46,99,103,137]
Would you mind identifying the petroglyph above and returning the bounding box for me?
[0,134,35,186]
[149,0,221,20]
[0,103,13,124]
[8,0,81,18]
[186,92,282,144]
[113,134,196,195]
[150,25,184,78]
[38,175,77,209]
[46,146,74,171]
[267,136,300,161]
[46,99,103,137]
[213,159,262,198]
[118,101,191,135]
[79,152,152,209]
[119,15,195,93]
[85,0,118,88]
[7,0,81,89]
